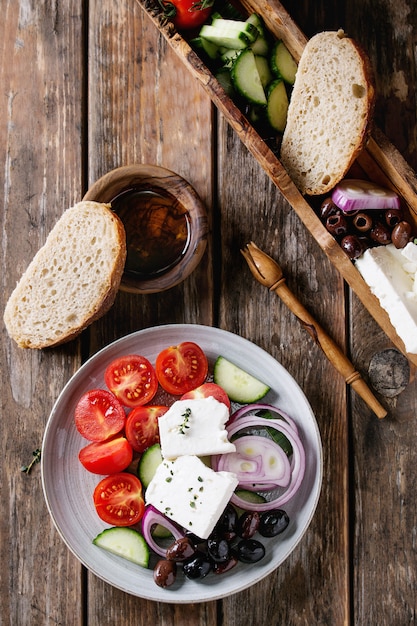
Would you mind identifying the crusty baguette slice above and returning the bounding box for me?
[280,29,375,195]
[3,201,126,349]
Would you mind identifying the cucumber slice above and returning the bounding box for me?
[254,55,273,89]
[210,18,259,44]
[200,24,250,50]
[215,68,235,97]
[231,49,267,105]
[266,79,289,132]
[270,41,298,84]
[137,443,162,488]
[93,527,150,567]
[234,489,267,515]
[246,14,269,56]
[213,356,270,403]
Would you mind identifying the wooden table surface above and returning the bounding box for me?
[1,1,417,624]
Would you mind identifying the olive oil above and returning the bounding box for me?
[111,188,191,278]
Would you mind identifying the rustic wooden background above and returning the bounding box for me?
[1,0,416,624]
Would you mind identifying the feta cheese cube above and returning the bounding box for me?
[145,455,239,539]
[158,396,235,460]
[356,244,417,354]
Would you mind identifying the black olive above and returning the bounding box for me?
[236,511,260,539]
[214,503,238,540]
[384,208,403,228]
[165,537,196,562]
[391,220,413,248]
[370,221,391,245]
[213,552,239,575]
[236,539,265,564]
[352,212,373,232]
[207,535,230,563]
[258,509,290,537]
[320,197,339,221]
[326,212,348,237]
[340,234,366,260]
[153,559,177,588]
[183,552,212,579]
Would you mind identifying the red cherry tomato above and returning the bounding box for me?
[125,405,168,453]
[155,341,208,395]
[104,354,158,408]
[161,0,214,31]
[181,382,231,410]
[78,436,133,475]
[74,389,126,442]
[93,473,145,526]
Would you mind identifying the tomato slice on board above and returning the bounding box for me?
[74,389,126,442]
[155,341,208,395]
[125,405,168,453]
[104,354,158,408]
[93,473,145,526]
[78,436,133,475]
[181,382,231,410]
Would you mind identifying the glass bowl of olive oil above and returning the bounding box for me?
[83,165,208,294]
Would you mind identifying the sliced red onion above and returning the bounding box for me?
[141,505,184,557]
[216,435,291,487]
[213,414,306,511]
[228,403,299,434]
[332,179,400,213]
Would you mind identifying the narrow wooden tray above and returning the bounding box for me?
[136,0,417,367]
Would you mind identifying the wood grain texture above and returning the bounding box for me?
[1,0,417,624]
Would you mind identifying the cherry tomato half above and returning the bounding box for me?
[74,389,126,442]
[79,436,133,475]
[93,473,145,526]
[104,354,158,408]
[181,382,231,410]
[155,341,208,395]
[125,405,168,453]
[161,0,214,31]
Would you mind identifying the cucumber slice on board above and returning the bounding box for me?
[231,49,267,105]
[93,527,150,567]
[270,41,298,84]
[267,79,289,132]
[137,443,163,488]
[213,356,270,403]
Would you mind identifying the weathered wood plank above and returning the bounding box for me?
[0,1,85,624]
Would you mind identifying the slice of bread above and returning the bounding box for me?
[4,201,126,349]
[280,29,375,196]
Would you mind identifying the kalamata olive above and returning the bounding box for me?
[207,535,230,563]
[214,503,238,540]
[391,220,413,248]
[385,208,403,228]
[183,552,212,579]
[258,509,290,537]
[236,539,265,563]
[370,222,391,244]
[320,197,339,221]
[212,552,239,575]
[153,559,177,588]
[236,511,260,539]
[352,212,373,232]
[326,212,348,237]
[340,234,366,260]
[165,537,196,562]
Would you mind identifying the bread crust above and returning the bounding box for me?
[280,30,375,196]
[3,201,127,349]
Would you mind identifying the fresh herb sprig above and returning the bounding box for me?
[21,448,41,474]
[178,407,192,434]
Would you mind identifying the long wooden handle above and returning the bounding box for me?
[270,275,387,418]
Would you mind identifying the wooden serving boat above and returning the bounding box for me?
[136,0,417,366]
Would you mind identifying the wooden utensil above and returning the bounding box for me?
[241,241,387,419]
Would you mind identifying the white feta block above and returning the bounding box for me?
[356,244,417,354]
[145,455,239,539]
[158,396,235,460]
